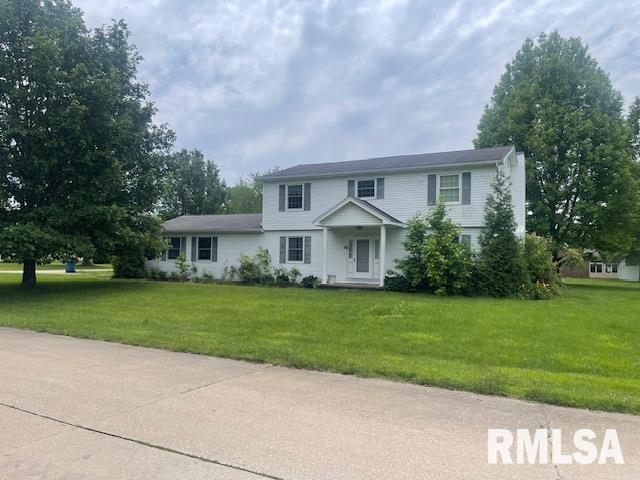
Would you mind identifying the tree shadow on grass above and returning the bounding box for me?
[0,278,147,303]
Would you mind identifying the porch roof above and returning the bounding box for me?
[312,196,404,227]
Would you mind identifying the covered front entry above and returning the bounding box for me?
[313,196,403,287]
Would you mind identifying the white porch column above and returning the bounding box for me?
[322,227,328,284]
[379,224,386,287]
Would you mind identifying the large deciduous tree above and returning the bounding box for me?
[475,32,639,257]
[0,0,173,284]
[159,149,226,220]
[225,168,279,214]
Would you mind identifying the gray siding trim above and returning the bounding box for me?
[279,236,286,263]
[347,179,355,197]
[304,236,311,264]
[304,182,311,211]
[427,174,437,206]
[376,177,384,199]
[191,237,197,261]
[279,184,286,211]
[462,172,471,205]
[212,236,218,262]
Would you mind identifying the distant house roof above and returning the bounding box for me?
[261,146,514,180]
[162,214,262,233]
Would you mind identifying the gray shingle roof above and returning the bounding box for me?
[261,146,514,180]
[162,214,262,233]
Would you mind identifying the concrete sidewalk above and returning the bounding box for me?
[0,328,637,479]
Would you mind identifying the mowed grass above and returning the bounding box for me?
[0,274,638,413]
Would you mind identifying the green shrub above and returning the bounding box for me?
[524,234,558,285]
[393,201,472,295]
[394,214,430,291]
[112,252,146,279]
[237,247,277,285]
[301,275,320,288]
[422,201,473,295]
[384,273,413,292]
[174,253,190,282]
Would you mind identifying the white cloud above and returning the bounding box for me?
[74,0,640,182]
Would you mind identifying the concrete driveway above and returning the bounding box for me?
[0,328,638,479]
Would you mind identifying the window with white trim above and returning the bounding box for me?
[197,237,212,260]
[287,236,304,262]
[439,174,460,203]
[167,237,181,260]
[287,184,303,209]
[357,179,375,198]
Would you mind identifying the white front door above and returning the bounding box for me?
[347,238,373,279]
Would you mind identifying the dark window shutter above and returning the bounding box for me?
[376,177,384,199]
[347,180,355,197]
[180,237,187,255]
[211,237,218,262]
[304,236,311,264]
[427,174,437,206]
[279,184,286,211]
[161,248,167,261]
[191,237,197,261]
[462,172,471,205]
[279,236,286,263]
[304,182,311,210]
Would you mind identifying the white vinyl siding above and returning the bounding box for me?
[261,160,513,231]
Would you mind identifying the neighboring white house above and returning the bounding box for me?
[619,259,640,282]
[147,146,526,287]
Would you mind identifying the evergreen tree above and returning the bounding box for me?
[477,169,528,297]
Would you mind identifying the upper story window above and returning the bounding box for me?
[439,174,460,203]
[197,237,212,260]
[167,237,181,260]
[287,184,303,209]
[357,179,375,198]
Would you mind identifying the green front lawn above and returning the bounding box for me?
[0,274,638,413]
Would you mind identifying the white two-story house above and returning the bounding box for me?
[149,146,526,287]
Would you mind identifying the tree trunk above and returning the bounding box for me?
[22,259,36,286]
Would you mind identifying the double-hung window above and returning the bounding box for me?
[198,237,212,260]
[357,179,375,198]
[287,236,304,262]
[287,184,303,209]
[439,174,460,203]
[167,237,181,260]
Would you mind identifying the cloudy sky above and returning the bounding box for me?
[75,0,640,182]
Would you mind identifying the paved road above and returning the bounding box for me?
[0,328,638,479]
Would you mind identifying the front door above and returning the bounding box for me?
[348,238,373,279]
